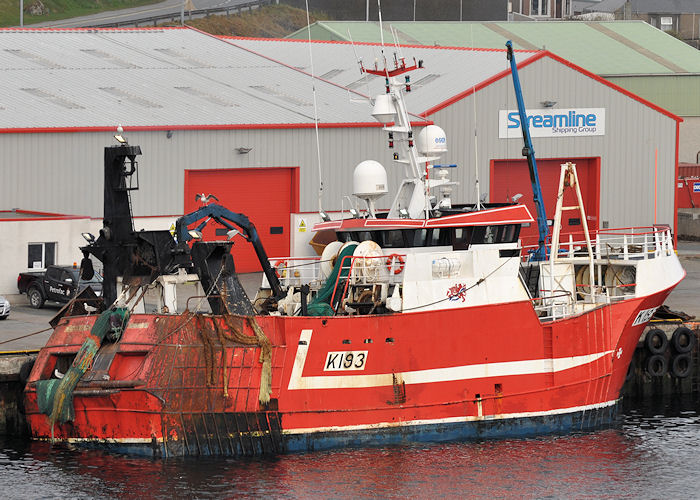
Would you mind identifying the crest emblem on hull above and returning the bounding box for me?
[446,283,467,302]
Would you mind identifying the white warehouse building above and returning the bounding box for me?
[0,27,681,295]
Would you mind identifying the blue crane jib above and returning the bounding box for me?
[506,41,549,261]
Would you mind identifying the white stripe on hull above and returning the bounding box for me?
[288,329,612,390]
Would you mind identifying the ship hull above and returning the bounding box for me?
[23,287,671,457]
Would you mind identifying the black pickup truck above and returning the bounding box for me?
[17,265,103,309]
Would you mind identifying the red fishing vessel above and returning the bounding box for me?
[23,43,684,456]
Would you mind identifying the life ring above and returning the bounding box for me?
[644,328,667,355]
[274,259,287,278]
[645,354,667,377]
[385,254,405,275]
[671,326,696,354]
[671,353,692,378]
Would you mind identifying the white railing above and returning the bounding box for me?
[268,257,322,288]
[522,226,674,262]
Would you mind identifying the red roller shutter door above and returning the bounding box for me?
[184,167,299,272]
[490,158,600,249]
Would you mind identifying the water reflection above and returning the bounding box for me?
[2,395,699,499]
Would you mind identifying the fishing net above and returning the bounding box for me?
[34,307,130,440]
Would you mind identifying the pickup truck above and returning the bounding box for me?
[17,265,103,309]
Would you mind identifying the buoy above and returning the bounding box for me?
[386,253,405,275]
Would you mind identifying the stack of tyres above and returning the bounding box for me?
[643,327,697,378]
[669,327,696,379]
[644,329,668,377]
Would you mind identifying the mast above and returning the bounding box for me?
[506,41,548,261]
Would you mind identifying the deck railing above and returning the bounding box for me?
[522,226,674,262]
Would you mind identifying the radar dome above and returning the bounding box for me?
[417,125,448,155]
[353,160,388,199]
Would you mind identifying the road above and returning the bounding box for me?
[28,0,267,29]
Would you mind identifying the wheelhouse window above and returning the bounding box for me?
[452,227,473,250]
[471,225,520,245]
[336,225,519,249]
[28,242,55,269]
[377,230,406,248]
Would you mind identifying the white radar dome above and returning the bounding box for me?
[417,125,448,155]
[353,160,388,199]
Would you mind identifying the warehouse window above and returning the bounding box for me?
[530,0,549,16]
[660,16,674,32]
[28,242,56,270]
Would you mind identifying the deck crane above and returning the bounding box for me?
[506,41,549,261]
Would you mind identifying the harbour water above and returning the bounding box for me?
[2,395,699,499]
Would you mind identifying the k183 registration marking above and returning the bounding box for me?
[632,307,658,326]
[324,351,368,371]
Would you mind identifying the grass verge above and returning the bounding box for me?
[0,0,161,28]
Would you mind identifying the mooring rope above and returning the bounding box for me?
[0,327,52,346]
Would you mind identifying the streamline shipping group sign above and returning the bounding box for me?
[499,108,605,138]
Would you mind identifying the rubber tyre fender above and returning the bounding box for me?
[645,354,667,377]
[671,327,696,354]
[670,354,692,379]
[644,328,668,355]
[27,286,45,309]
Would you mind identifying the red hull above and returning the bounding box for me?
[23,287,671,454]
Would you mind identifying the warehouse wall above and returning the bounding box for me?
[0,125,404,218]
[680,117,700,164]
[429,56,679,231]
[0,55,679,248]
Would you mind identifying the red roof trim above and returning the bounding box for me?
[674,120,680,245]
[421,51,546,116]
[0,209,89,222]
[312,205,534,231]
[421,50,683,122]
[0,121,431,134]
[542,51,682,123]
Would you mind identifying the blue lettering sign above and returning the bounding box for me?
[508,112,520,129]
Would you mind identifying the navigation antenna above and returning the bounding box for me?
[304,0,325,215]
[471,24,483,211]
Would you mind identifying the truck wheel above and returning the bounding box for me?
[28,287,44,309]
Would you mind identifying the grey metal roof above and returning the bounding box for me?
[227,37,540,116]
[0,27,539,130]
[0,28,380,129]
